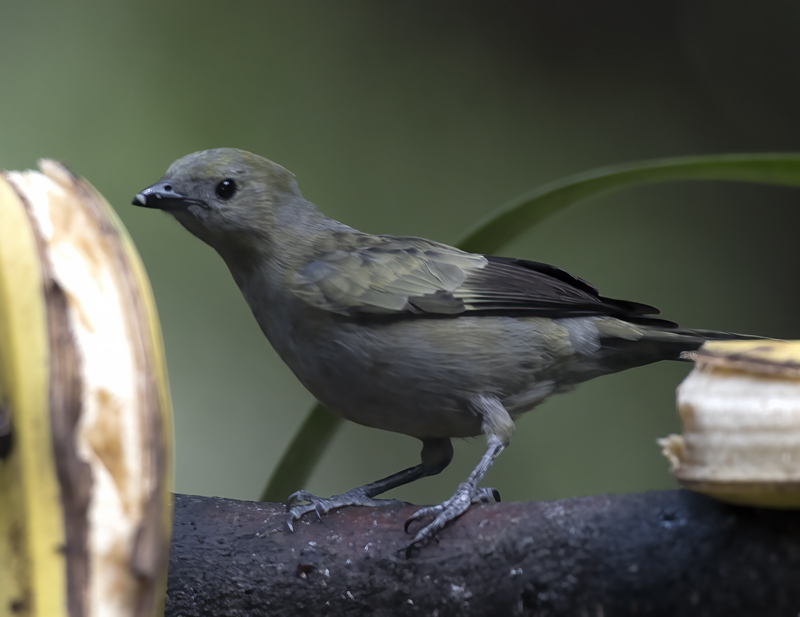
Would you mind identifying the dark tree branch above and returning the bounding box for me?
[166,490,800,616]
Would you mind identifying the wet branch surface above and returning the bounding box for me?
[166,490,800,616]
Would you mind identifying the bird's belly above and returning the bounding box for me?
[308,369,484,438]
[270,315,576,439]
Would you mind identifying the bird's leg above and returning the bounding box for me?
[286,437,453,531]
[404,396,514,554]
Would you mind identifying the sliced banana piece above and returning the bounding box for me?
[662,340,800,508]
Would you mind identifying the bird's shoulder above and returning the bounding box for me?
[290,232,486,316]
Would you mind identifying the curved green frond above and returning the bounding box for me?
[460,153,800,255]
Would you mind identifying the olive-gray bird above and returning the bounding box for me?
[132,148,755,552]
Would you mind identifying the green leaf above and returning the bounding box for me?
[460,153,800,255]
[260,152,800,503]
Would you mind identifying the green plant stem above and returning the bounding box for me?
[260,404,340,502]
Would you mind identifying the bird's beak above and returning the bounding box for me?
[131,181,207,211]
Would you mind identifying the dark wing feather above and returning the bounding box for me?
[455,256,676,327]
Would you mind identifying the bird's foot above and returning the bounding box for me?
[285,488,402,531]
[403,483,500,556]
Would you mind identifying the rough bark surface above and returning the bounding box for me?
[166,490,800,616]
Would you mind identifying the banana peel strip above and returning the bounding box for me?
[0,161,173,617]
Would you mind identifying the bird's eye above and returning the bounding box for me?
[215,179,237,200]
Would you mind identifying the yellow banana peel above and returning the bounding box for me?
[0,161,173,617]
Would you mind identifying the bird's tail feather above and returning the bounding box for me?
[597,324,768,373]
[669,328,769,342]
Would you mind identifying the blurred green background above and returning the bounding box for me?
[3,1,800,506]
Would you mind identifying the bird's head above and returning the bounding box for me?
[132,148,302,253]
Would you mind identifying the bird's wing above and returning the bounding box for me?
[292,234,672,325]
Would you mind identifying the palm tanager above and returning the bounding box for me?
[132,148,757,552]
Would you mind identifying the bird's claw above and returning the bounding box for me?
[403,484,500,555]
[481,487,502,503]
[284,488,402,532]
